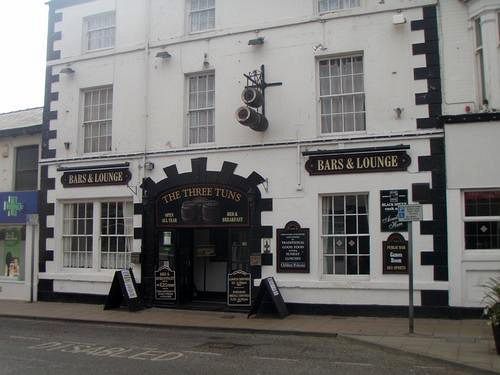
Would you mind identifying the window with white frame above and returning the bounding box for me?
[321,194,370,275]
[188,73,215,144]
[83,12,115,51]
[318,0,360,13]
[319,55,365,133]
[189,0,215,33]
[464,191,500,250]
[83,86,113,153]
[62,201,133,269]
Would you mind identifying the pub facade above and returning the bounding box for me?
[37,0,499,315]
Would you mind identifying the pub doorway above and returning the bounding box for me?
[156,228,250,308]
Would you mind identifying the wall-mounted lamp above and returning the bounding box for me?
[64,141,70,150]
[144,161,155,171]
[203,53,210,68]
[394,107,404,119]
[155,51,172,59]
[60,67,75,74]
[248,37,264,46]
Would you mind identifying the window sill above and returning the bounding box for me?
[276,279,447,290]
[40,271,115,283]
[0,278,25,284]
[188,28,216,36]
[83,46,115,55]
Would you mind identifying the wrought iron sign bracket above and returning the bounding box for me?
[243,64,282,117]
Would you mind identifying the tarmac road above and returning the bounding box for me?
[0,317,491,375]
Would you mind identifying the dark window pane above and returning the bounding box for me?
[335,256,345,274]
[357,195,368,214]
[358,215,369,234]
[346,195,356,214]
[334,196,344,214]
[15,145,38,191]
[359,236,370,254]
[110,237,117,252]
[359,256,370,274]
[118,237,125,252]
[346,237,357,254]
[324,257,334,274]
[334,237,345,254]
[347,256,358,274]
[101,203,108,218]
[334,216,344,234]
[346,215,356,234]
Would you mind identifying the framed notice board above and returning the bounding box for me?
[277,221,309,273]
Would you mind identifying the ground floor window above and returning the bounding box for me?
[464,191,500,250]
[321,194,369,275]
[62,200,133,269]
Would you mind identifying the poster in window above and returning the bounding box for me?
[380,190,408,232]
[4,228,21,278]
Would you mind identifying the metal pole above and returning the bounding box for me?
[408,221,414,334]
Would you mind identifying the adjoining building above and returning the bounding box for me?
[38,0,499,316]
[0,107,42,301]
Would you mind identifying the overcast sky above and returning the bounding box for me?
[0,1,48,113]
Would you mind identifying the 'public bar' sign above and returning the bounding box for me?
[305,151,411,175]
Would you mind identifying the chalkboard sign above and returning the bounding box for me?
[227,270,251,306]
[277,221,309,273]
[383,233,408,274]
[248,277,289,319]
[155,265,176,300]
[380,190,408,232]
[104,268,143,311]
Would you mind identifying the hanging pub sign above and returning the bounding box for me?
[227,270,251,306]
[157,184,249,227]
[380,190,408,232]
[305,151,411,175]
[155,265,176,300]
[277,221,310,273]
[383,233,409,274]
[61,168,131,187]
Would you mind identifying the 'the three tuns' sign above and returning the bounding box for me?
[61,168,131,187]
[305,151,411,175]
[157,184,249,227]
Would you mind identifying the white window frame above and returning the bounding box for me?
[318,0,361,14]
[186,72,215,145]
[83,11,115,52]
[318,54,366,134]
[61,200,133,271]
[188,0,215,33]
[463,191,500,251]
[474,17,487,105]
[82,86,113,154]
[320,193,370,277]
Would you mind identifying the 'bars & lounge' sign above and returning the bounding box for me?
[61,168,131,187]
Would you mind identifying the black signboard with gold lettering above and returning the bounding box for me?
[61,168,131,187]
[277,221,310,273]
[227,270,251,306]
[380,190,408,232]
[305,151,411,175]
[383,233,408,274]
[157,184,249,227]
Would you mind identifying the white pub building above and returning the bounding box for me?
[38,0,500,316]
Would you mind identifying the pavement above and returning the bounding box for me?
[0,300,499,373]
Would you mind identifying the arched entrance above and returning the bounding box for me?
[140,158,272,309]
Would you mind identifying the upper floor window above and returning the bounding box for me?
[83,86,113,153]
[464,191,500,250]
[474,17,486,104]
[319,55,365,133]
[318,0,360,13]
[189,0,215,33]
[15,145,38,191]
[188,73,215,144]
[84,12,115,51]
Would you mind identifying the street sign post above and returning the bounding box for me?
[397,204,423,334]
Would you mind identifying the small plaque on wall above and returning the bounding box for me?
[382,233,408,274]
[277,221,309,273]
[380,190,408,232]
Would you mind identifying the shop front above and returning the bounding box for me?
[0,191,39,301]
[140,158,272,309]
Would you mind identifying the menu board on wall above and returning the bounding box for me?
[380,190,408,232]
[277,221,309,273]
